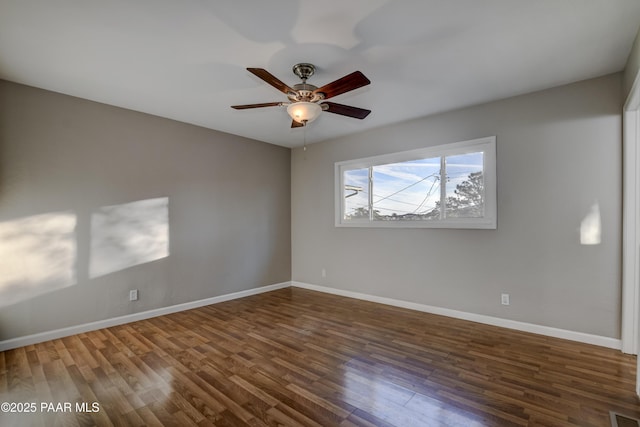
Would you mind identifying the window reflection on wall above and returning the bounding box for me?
[0,212,76,307]
[90,197,169,278]
[580,203,601,245]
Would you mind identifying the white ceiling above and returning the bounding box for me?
[1,1,639,148]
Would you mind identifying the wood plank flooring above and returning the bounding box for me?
[1,287,639,426]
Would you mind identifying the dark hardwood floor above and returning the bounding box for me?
[1,287,638,426]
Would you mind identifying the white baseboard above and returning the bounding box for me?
[292,281,622,350]
[0,282,291,352]
[2,280,622,352]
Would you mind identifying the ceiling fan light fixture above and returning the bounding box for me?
[287,101,322,124]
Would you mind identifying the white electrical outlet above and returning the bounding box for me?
[501,293,510,305]
[321,268,326,278]
[129,289,138,301]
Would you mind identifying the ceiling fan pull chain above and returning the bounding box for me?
[303,120,307,152]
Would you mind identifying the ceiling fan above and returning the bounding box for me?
[231,63,371,128]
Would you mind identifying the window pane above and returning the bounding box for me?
[335,136,496,229]
[445,152,484,218]
[343,168,369,220]
[372,157,441,221]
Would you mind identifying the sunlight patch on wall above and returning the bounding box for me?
[0,212,76,307]
[580,203,601,245]
[90,197,169,278]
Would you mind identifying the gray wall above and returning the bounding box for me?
[0,80,291,341]
[292,73,622,339]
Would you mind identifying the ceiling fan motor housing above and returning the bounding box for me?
[288,83,324,103]
[289,64,325,103]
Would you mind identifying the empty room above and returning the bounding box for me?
[2,1,640,426]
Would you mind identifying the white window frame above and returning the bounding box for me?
[335,136,497,229]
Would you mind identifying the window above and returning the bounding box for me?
[335,136,496,228]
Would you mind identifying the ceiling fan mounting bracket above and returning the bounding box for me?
[292,63,315,81]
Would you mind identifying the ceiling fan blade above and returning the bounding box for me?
[291,120,305,128]
[322,102,371,119]
[314,71,370,100]
[247,68,295,95]
[231,102,283,110]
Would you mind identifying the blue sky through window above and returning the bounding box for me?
[344,152,483,219]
